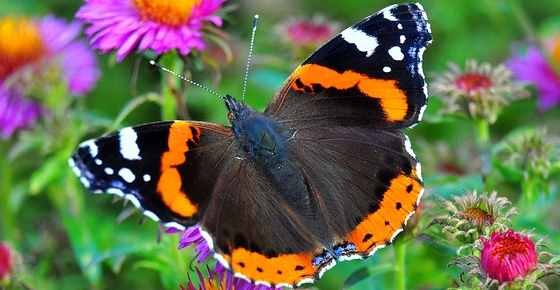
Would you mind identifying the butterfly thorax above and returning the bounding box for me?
[225,95,288,167]
[225,95,325,232]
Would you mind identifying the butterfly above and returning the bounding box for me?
[69,2,432,288]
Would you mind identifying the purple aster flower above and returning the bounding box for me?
[507,47,560,111]
[0,15,99,96]
[0,86,42,139]
[76,0,225,62]
[176,226,284,290]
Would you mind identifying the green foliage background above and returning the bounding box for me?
[1,1,559,289]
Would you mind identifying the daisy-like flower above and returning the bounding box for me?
[480,230,538,283]
[176,226,283,290]
[0,86,43,139]
[508,46,560,111]
[0,16,99,95]
[76,0,225,62]
[433,191,516,243]
[432,60,529,123]
[0,242,13,281]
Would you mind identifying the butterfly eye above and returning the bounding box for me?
[228,112,234,120]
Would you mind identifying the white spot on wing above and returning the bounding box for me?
[418,104,427,122]
[199,228,215,250]
[143,210,160,222]
[254,280,272,287]
[164,222,185,231]
[388,46,404,61]
[296,278,315,287]
[80,177,90,188]
[143,174,151,182]
[397,23,403,30]
[125,194,141,208]
[107,188,124,197]
[416,162,423,181]
[104,167,114,175]
[318,259,337,278]
[340,28,379,57]
[213,253,230,270]
[400,35,406,44]
[383,66,391,73]
[404,135,416,158]
[118,168,135,183]
[80,140,98,157]
[382,4,398,21]
[95,159,102,165]
[119,127,141,160]
[234,272,251,282]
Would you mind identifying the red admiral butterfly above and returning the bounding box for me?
[70,3,432,288]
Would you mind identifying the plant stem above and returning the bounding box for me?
[475,119,490,147]
[394,240,407,290]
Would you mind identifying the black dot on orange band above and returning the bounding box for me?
[406,184,413,193]
[257,267,263,273]
[396,202,402,210]
[385,221,390,226]
[238,262,245,268]
[277,270,283,275]
[295,265,304,271]
[362,233,373,242]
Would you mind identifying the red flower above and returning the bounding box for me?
[480,230,538,283]
[0,242,13,280]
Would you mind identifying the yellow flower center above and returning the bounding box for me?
[0,17,45,80]
[133,0,201,27]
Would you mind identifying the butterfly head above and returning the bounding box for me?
[224,94,252,123]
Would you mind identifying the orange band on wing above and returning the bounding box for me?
[346,173,422,253]
[157,121,201,218]
[227,248,316,285]
[290,64,408,121]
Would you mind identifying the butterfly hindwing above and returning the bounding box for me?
[70,121,234,230]
[267,3,432,129]
[293,126,423,257]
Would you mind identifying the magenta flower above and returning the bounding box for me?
[0,16,99,96]
[480,230,538,283]
[76,0,225,62]
[0,242,13,280]
[0,87,43,139]
[507,47,560,111]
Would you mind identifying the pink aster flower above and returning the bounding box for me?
[507,46,560,111]
[480,230,538,283]
[76,0,225,62]
[0,15,99,96]
[0,242,13,281]
[0,86,43,139]
[277,16,339,48]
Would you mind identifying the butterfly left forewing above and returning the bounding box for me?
[70,120,234,230]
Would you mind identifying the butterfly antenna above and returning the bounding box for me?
[241,14,259,103]
[149,60,223,99]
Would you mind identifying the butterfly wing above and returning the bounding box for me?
[293,126,423,257]
[200,157,325,287]
[70,121,234,230]
[266,3,432,129]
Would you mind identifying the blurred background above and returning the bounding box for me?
[1,0,559,289]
